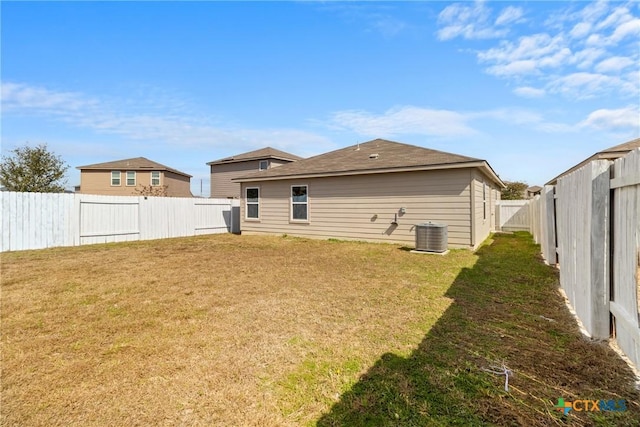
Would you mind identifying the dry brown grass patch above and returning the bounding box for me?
[1,234,473,426]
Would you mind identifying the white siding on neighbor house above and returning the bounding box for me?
[241,169,476,248]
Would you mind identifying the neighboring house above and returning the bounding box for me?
[546,137,640,185]
[525,185,542,199]
[234,139,505,249]
[76,157,193,197]
[207,147,302,198]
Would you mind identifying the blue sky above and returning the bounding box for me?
[2,1,639,196]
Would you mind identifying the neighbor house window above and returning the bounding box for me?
[246,187,259,219]
[151,171,161,186]
[111,171,121,186]
[126,171,136,186]
[291,185,308,221]
[259,160,268,171]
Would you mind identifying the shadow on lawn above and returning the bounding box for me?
[317,233,640,427]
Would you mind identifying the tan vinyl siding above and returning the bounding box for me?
[210,159,293,198]
[241,169,474,248]
[78,170,191,197]
[163,171,192,197]
[471,169,499,246]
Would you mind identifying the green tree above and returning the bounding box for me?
[0,144,69,192]
[501,181,528,200]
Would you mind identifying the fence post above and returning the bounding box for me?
[542,185,556,265]
[590,161,611,339]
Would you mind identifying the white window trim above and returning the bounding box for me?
[259,160,268,171]
[151,171,161,186]
[111,171,121,186]
[126,171,136,186]
[290,184,309,222]
[245,187,260,220]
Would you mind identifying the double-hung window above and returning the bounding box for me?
[259,160,268,171]
[246,187,259,219]
[126,171,136,186]
[151,171,161,186]
[111,171,121,186]
[291,185,308,221]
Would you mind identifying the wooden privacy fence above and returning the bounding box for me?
[1,192,240,252]
[496,200,531,232]
[530,148,640,370]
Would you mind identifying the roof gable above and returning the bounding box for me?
[77,157,192,177]
[207,147,303,165]
[234,139,503,187]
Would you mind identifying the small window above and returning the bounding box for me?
[126,171,136,186]
[151,171,161,186]
[259,160,268,171]
[246,187,259,219]
[483,182,487,220]
[111,171,121,186]
[291,185,308,221]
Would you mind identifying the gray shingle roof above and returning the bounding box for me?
[77,157,192,177]
[235,139,502,185]
[207,147,303,165]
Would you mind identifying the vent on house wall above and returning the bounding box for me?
[415,223,448,253]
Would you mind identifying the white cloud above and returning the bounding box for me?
[478,33,571,76]
[547,72,637,99]
[570,22,592,38]
[595,56,635,73]
[579,106,640,130]
[608,17,640,43]
[442,0,640,100]
[1,82,97,112]
[495,6,524,26]
[513,86,546,98]
[573,47,607,69]
[1,81,334,154]
[328,106,477,137]
[436,2,513,40]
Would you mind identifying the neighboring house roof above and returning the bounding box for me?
[234,138,505,187]
[206,147,303,166]
[546,137,640,185]
[527,185,543,193]
[76,157,192,178]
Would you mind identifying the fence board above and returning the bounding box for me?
[0,193,236,252]
[611,149,640,368]
[556,160,610,339]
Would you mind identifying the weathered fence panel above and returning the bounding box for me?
[0,193,239,252]
[610,149,640,368]
[496,200,531,231]
[555,160,610,340]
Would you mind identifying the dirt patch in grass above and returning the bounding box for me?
[2,233,638,426]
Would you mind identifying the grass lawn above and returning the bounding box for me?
[1,232,638,426]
